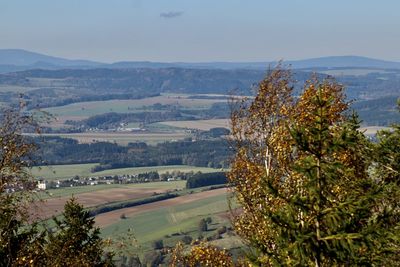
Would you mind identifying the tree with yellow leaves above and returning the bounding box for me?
[228,67,400,266]
[0,106,114,266]
[0,106,44,266]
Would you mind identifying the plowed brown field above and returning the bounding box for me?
[34,187,167,219]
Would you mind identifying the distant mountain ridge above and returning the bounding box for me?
[0,49,102,67]
[1,49,400,73]
[285,56,400,69]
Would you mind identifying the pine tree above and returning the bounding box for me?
[46,198,114,267]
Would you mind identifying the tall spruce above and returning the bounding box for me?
[46,198,114,267]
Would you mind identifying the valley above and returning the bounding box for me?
[0,50,399,265]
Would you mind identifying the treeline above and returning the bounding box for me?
[35,136,232,170]
[186,172,228,188]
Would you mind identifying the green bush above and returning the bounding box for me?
[181,235,193,245]
[152,239,164,250]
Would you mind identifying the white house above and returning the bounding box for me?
[37,180,47,190]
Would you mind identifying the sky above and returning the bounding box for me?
[1,0,400,63]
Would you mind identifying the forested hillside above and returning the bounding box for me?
[34,136,231,170]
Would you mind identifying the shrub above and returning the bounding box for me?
[198,219,208,232]
[152,239,164,250]
[217,226,227,235]
[181,235,193,245]
[143,251,163,266]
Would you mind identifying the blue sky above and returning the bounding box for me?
[1,0,399,62]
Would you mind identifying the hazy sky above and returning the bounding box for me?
[1,0,399,62]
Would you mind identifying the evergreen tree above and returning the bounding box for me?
[228,67,400,266]
[46,198,114,267]
[198,219,208,232]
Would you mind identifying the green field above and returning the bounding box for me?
[31,164,222,181]
[43,95,225,118]
[37,132,192,145]
[30,163,98,180]
[40,180,186,199]
[101,192,230,250]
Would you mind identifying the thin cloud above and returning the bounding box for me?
[160,11,183,19]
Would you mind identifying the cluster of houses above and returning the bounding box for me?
[37,173,154,190]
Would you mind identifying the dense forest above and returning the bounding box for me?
[34,136,232,171]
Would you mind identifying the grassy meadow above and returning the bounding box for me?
[36,131,192,145]
[31,164,222,181]
[43,95,226,119]
[100,191,231,251]
[30,163,98,180]
[40,180,186,199]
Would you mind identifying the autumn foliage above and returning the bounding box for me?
[228,67,400,266]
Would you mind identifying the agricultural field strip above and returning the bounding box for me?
[95,188,228,228]
[34,183,185,219]
[38,181,186,199]
[159,119,230,131]
[30,163,98,180]
[43,95,227,118]
[27,132,192,145]
[36,184,137,199]
[31,164,219,180]
[100,193,230,246]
